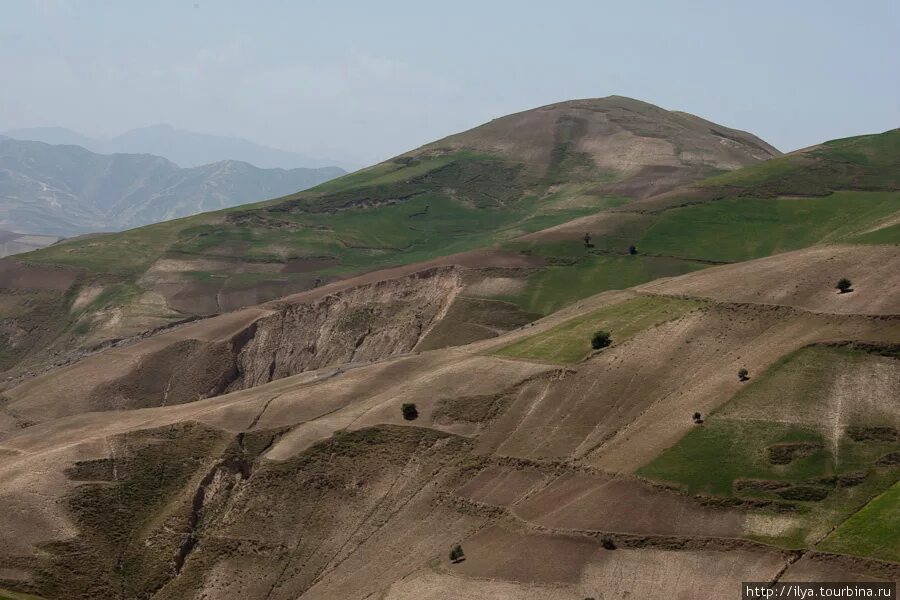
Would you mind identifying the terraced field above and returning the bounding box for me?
[638,344,900,549]
[493,295,706,362]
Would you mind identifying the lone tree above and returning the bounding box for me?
[401,403,419,421]
[692,411,703,424]
[738,368,749,382]
[628,244,638,255]
[449,544,465,562]
[583,232,593,248]
[836,278,853,294]
[591,330,612,350]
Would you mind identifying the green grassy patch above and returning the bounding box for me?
[494,295,705,363]
[699,155,807,188]
[497,255,708,315]
[699,129,899,193]
[309,151,498,194]
[848,221,900,245]
[20,216,200,276]
[638,191,900,263]
[820,480,900,562]
[639,421,831,496]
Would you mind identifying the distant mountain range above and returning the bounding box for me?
[0,229,60,258]
[3,124,358,171]
[0,136,345,238]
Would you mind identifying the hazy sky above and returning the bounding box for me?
[4,0,899,166]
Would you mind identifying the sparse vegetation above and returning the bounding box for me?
[836,277,853,294]
[401,403,419,421]
[591,330,612,350]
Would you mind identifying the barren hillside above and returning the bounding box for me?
[0,239,898,599]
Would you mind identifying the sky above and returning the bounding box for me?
[3,0,899,166]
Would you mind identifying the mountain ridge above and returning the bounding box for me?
[3,123,357,171]
[0,137,346,237]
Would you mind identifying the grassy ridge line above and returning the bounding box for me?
[696,128,899,192]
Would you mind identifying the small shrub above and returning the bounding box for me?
[738,368,749,382]
[836,278,853,294]
[449,544,465,562]
[600,535,617,550]
[401,403,418,421]
[583,232,593,248]
[628,244,637,255]
[591,330,612,350]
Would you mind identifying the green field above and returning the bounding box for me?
[494,295,706,363]
[820,480,900,562]
[850,222,900,245]
[496,255,708,315]
[640,421,831,496]
[20,216,196,276]
[637,191,900,263]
